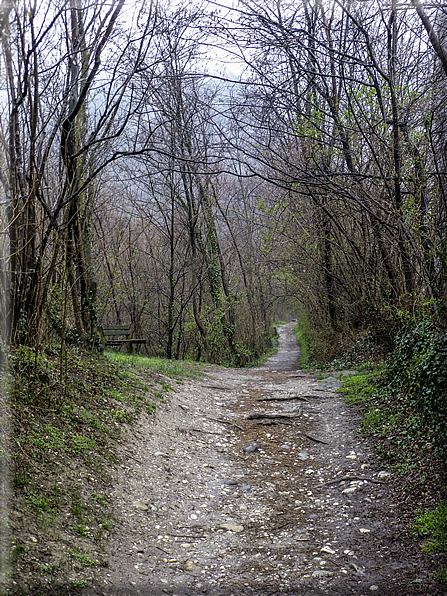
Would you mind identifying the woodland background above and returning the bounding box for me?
[1,0,447,375]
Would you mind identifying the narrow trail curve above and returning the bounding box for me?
[85,324,441,596]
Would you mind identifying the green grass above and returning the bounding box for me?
[67,549,96,567]
[338,364,446,587]
[104,351,204,379]
[293,323,310,367]
[414,502,447,553]
[339,371,381,404]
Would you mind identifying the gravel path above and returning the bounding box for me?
[84,323,443,596]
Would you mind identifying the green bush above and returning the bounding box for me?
[385,321,447,451]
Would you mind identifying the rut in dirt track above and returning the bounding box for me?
[84,323,443,596]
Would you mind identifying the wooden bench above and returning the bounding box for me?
[100,324,146,354]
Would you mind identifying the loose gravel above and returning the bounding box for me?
[84,324,444,596]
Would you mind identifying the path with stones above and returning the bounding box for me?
[85,323,440,596]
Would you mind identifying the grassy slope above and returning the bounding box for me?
[3,348,203,595]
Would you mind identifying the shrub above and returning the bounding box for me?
[385,321,447,451]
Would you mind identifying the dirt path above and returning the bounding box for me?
[85,324,443,596]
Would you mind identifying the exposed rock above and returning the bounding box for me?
[243,442,261,454]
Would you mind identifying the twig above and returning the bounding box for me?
[257,396,309,403]
[327,557,342,568]
[182,427,222,435]
[322,475,383,486]
[205,385,232,391]
[155,545,170,554]
[287,374,313,378]
[207,416,244,431]
[123,452,144,464]
[304,433,329,444]
[246,412,302,420]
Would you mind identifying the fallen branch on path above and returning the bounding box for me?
[205,385,232,391]
[321,475,384,486]
[181,427,222,435]
[288,374,313,378]
[123,451,144,465]
[246,411,302,420]
[257,396,309,403]
[206,416,244,431]
[304,433,329,444]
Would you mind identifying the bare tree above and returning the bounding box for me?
[0,0,159,347]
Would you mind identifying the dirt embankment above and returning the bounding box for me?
[84,323,445,596]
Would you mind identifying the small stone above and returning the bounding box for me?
[321,546,336,555]
[377,471,390,478]
[280,444,291,449]
[240,485,252,492]
[305,468,315,474]
[220,522,244,533]
[369,586,379,592]
[298,450,309,460]
[359,528,371,533]
[29,536,38,543]
[350,562,365,575]
[225,479,238,486]
[312,570,334,578]
[184,560,202,572]
[317,377,341,389]
[133,500,149,511]
[243,443,261,454]
[342,487,357,494]
[346,453,357,460]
